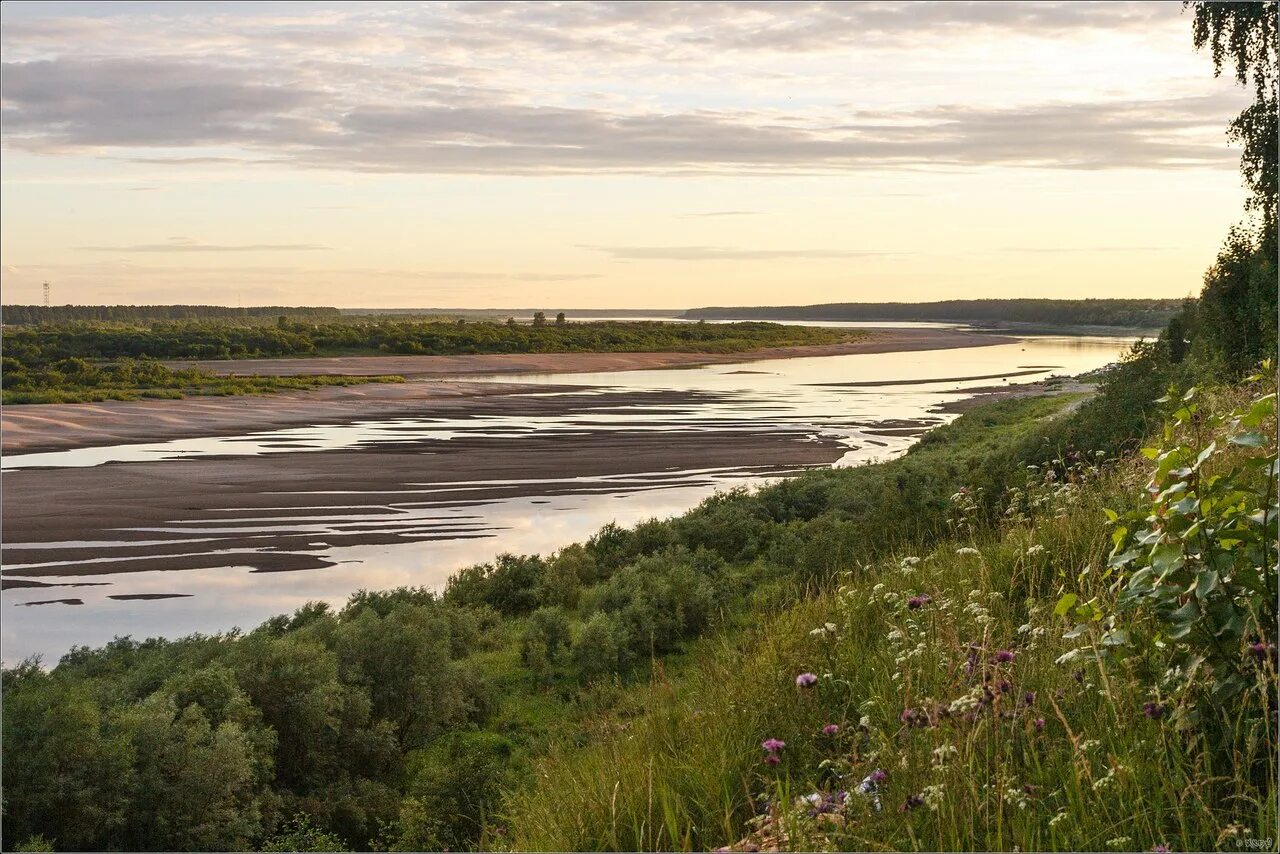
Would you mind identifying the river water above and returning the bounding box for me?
[0,332,1133,664]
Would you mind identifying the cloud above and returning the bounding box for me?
[583,245,895,261]
[0,51,1245,175]
[0,2,1247,185]
[78,238,331,253]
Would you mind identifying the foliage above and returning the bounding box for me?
[1188,0,1278,227]
[1102,372,1277,717]
[0,354,402,405]
[2,305,340,324]
[2,318,855,363]
[0,389,1104,852]
[1181,1,1278,378]
[503,383,1277,852]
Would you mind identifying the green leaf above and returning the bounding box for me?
[1103,508,1118,523]
[1168,598,1200,626]
[1228,432,1266,448]
[1150,543,1184,579]
[1193,569,1219,601]
[1053,593,1078,617]
[1101,629,1130,647]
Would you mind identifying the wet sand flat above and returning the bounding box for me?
[3,328,1006,454]
[2,426,845,577]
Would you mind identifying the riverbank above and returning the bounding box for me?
[3,327,1006,454]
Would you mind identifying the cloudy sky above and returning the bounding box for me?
[0,1,1252,308]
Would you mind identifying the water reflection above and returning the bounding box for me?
[1,336,1130,664]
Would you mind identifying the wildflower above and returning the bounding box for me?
[1248,641,1273,662]
[858,715,872,730]
[920,784,945,812]
[795,672,818,688]
[994,649,1015,664]
[1033,717,1045,732]
[996,679,1013,694]
[869,769,887,784]
[1106,837,1131,850]
[907,594,931,610]
[764,753,780,766]
[1003,786,1030,810]
[1049,811,1069,828]
[956,547,980,556]
[1021,691,1036,707]
[822,723,840,736]
[1025,544,1046,557]
[931,743,957,766]
[1142,701,1166,720]
[761,738,786,753]
[1152,845,1170,853]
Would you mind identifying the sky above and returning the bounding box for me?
[0,1,1255,309]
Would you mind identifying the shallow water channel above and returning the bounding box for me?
[1,334,1131,663]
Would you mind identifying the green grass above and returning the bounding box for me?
[499,386,1277,852]
[1,372,404,405]
[502,500,1276,852]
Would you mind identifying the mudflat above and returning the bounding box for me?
[3,328,1007,454]
[3,421,844,578]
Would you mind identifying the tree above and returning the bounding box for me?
[532,311,547,327]
[1184,1,1279,374]
[505,317,517,327]
[1188,0,1278,232]
[555,312,566,325]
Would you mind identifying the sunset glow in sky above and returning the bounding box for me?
[0,1,1253,308]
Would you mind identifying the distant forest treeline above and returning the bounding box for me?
[2,305,342,324]
[683,298,1187,327]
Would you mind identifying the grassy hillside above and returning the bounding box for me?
[502,379,1276,852]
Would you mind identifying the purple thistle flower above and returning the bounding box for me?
[1142,701,1166,720]
[764,753,780,766]
[899,794,924,812]
[996,679,1013,694]
[822,723,840,736]
[1248,641,1272,662]
[994,649,1015,664]
[1152,845,1170,853]
[761,738,786,753]
[907,594,931,610]
[795,672,818,688]
[1033,717,1046,732]
[1021,691,1036,707]
[869,769,887,784]
[899,708,918,725]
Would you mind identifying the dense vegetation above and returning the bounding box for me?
[0,357,403,405]
[7,334,1272,851]
[0,319,851,404]
[2,5,1275,852]
[2,305,341,324]
[1,318,853,362]
[684,298,1185,328]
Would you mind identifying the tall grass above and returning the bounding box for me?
[501,386,1277,852]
